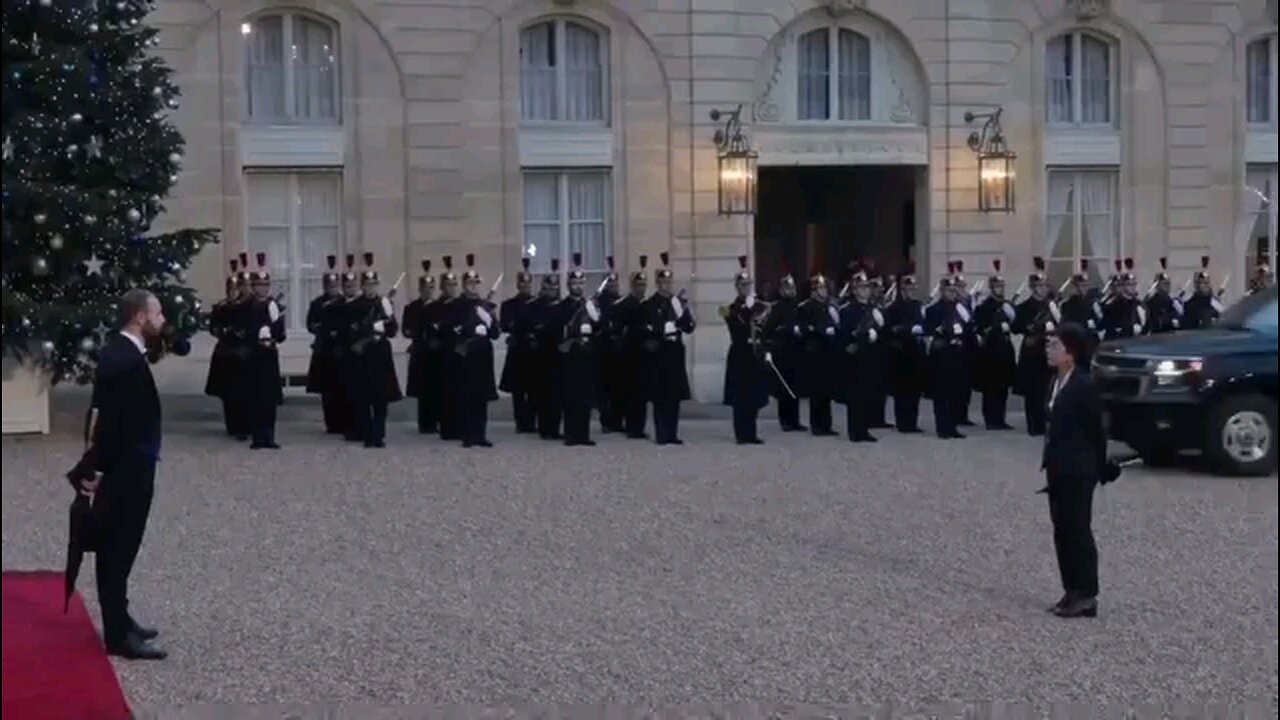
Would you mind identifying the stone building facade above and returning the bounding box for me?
[150,0,1279,399]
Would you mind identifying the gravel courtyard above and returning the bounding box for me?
[2,393,1276,713]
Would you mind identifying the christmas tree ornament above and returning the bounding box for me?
[126,208,141,223]
[84,213,97,224]
[88,23,99,32]
[70,113,83,123]
[168,152,182,165]
[2,136,12,161]
[32,257,49,276]
[84,254,104,275]
[49,234,64,250]
[43,340,56,354]
[33,212,47,225]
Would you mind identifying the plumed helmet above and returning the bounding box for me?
[568,252,585,281]
[656,251,673,280]
[462,253,481,283]
[1030,256,1047,283]
[440,255,457,284]
[516,256,532,283]
[251,252,270,283]
[361,252,379,284]
[734,255,750,283]
[1195,255,1211,282]
[632,255,649,283]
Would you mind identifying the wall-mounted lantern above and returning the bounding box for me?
[965,108,1016,214]
[710,105,758,217]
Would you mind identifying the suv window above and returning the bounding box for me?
[1219,288,1278,333]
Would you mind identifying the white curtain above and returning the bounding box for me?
[1247,40,1272,124]
[245,15,285,121]
[522,173,560,274]
[520,23,556,121]
[1245,167,1277,270]
[564,23,603,122]
[1044,172,1075,271]
[1080,36,1111,124]
[568,172,608,271]
[298,175,340,314]
[1079,172,1116,265]
[245,174,292,326]
[293,16,338,122]
[797,30,829,120]
[1046,35,1073,123]
[837,29,871,121]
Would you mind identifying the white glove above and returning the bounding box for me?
[872,308,885,327]
[1001,303,1016,322]
[911,325,923,336]
[476,307,493,327]
[380,297,393,316]
[373,320,385,334]
[1050,303,1062,324]
[952,323,963,335]
[792,326,802,337]
[1086,319,1096,330]
[586,300,600,322]
[1211,298,1224,313]
[663,321,676,335]
[824,326,835,336]
[1132,323,1142,335]
[670,296,683,317]
[764,351,773,363]
[267,300,280,323]
[868,328,878,343]
[579,323,592,336]
[258,325,271,340]
[1173,319,1180,328]
[745,294,756,309]
[1045,321,1056,332]
[1001,322,1010,333]
[474,324,486,336]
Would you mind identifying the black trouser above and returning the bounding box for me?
[869,389,888,426]
[365,402,388,444]
[809,395,833,434]
[1025,381,1048,436]
[511,390,536,433]
[732,403,759,442]
[777,395,801,430]
[933,390,958,437]
[96,457,155,646]
[321,389,347,434]
[1048,480,1099,598]
[982,386,1009,427]
[440,390,462,440]
[598,380,621,432]
[563,394,592,443]
[624,392,647,437]
[462,399,488,444]
[894,392,921,431]
[250,400,277,446]
[845,392,869,440]
[536,388,562,439]
[417,394,439,433]
[956,385,973,424]
[653,399,681,443]
[221,397,242,436]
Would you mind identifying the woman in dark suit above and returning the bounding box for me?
[1041,322,1107,618]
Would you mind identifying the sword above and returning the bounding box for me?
[386,271,407,299]
[488,272,505,300]
[1216,273,1230,299]
[765,355,797,400]
[596,275,610,296]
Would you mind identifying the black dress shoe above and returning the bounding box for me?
[250,442,281,450]
[736,438,764,445]
[463,439,494,448]
[1054,596,1098,618]
[668,438,684,445]
[363,440,385,449]
[812,430,838,437]
[1046,593,1071,613]
[898,427,922,434]
[106,634,167,660]
[626,432,648,440]
[128,617,158,641]
[958,419,976,427]
[234,434,250,442]
[987,423,1015,431]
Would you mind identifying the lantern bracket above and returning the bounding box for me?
[964,108,1007,155]
[710,105,749,154]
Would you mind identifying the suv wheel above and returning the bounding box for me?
[1205,394,1277,476]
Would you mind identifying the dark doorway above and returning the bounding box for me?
[754,165,923,298]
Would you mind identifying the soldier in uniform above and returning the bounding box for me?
[402,260,439,434]
[762,269,805,432]
[1250,255,1274,294]
[347,253,402,448]
[244,253,285,449]
[836,265,883,443]
[452,254,499,448]
[641,252,696,445]
[595,257,624,433]
[613,257,651,439]
[305,256,344,433]
[972,260,1018,430]
[532,260,564,440]
[720,256,769,444]
[499,258,539,433]
[1144,257,1183,334]
[951,260,977,427]
[436,257,464,441]
[1059,260,1100,333]
[884,263,926,433]
[205,259,245,438]
[556,253,601,446]
[1013,258,1056,437]
[332,255,362,440]
[796,268,840,437]
[1100,258,1148,340]
[924,275,970,439]
[1183,256,1225,329]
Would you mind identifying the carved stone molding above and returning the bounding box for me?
[1069,0,1108,21]
[753,36,786,123]
[755,125,928,166]
[825,0,868,19]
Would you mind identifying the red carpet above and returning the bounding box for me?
[2,571,131,720]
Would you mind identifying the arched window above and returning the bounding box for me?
[520,19,606,123]
[242,12,339,124]
[1046,31,1114,126]
[1247,35,1278,126]
[797,27,871,121]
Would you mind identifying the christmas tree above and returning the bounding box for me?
[1,0,218,383]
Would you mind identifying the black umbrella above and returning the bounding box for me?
[64,450,101,613]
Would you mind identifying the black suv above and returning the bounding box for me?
[1093,286,1278,476]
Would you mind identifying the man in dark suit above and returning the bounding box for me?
[78,289,168,659]
[1041,322,1107,619]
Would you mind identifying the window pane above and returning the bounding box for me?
[522,172,561,273]
[564,23,604,122]
[245,14,286,121]
[520,23,557,121]
[837,30,871,121]
[1246,166,1277,270]
[298,174,341,303]
[1080,35,1111,124]
[568,172,609,271]
[1044,170,1076,262]
[1078,171,1117,261]
[293,16,338,122]
[1046,35,1073,123]
[797,30,829,120]
[246,175,290,225]
[1247,39,1272,124]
